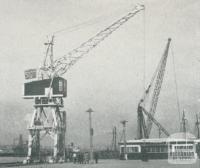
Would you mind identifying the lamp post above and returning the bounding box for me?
[121,120,128,160]
[86,108,94,164]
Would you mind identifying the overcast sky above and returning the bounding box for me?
[0,0,199,148]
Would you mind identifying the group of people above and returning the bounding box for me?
[72,152,99,164]
[73,152,89,164]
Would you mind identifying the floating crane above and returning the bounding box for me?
[137,38,171,139]
[23,5,144,163]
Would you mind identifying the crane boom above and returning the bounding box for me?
[142,107,170,137]
[137,38,171,139]
[49,5,144,77]
[146,38,171,136]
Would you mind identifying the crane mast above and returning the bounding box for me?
[137,38,171,139]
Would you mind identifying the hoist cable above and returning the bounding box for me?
[51,6,134,36]
[143,5,146,98]
[171,42,181,124]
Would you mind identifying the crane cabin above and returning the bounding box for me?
[23,77,67,99]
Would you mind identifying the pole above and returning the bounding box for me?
[196,113,200,139]
[86,108,94,164]
[114,126,117,152]
[121,120,128,160]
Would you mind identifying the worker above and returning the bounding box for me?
[84,152,89,164]
[80,152,84,164]
[94,152,99,164]
[73,152,77,163]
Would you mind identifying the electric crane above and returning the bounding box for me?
[23,4,144,163]
[137,38,171,139]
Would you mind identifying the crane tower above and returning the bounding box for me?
[24,37,67,163]
[23,5,144,163]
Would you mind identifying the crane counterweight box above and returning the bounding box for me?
[23,77,67,98]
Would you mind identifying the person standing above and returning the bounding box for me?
[84,152,89,164]
[94,152,99,164]
[73,152,77,163]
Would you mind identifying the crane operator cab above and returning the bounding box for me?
[23,76,67,106]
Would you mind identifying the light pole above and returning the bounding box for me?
[86,108,94,164]
[121,120,128,160]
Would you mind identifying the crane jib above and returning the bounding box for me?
[137,38,171,139]
[52,5,145,77]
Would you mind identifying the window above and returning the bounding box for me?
[123,146,139,153]
[156,146,160,152]
[161,146,164,152]
[127,147,132,153]
[121,147,124,153]
[59,80,63,92]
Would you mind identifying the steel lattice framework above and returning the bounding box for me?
[137,38,171,139]
[41,5,144,77]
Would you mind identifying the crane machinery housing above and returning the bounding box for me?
[23,5,144,163]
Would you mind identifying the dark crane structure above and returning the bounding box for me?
[195,113,200,139]
[23,5,144,163]
[137,38,171,139]
[180,110,188,134]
